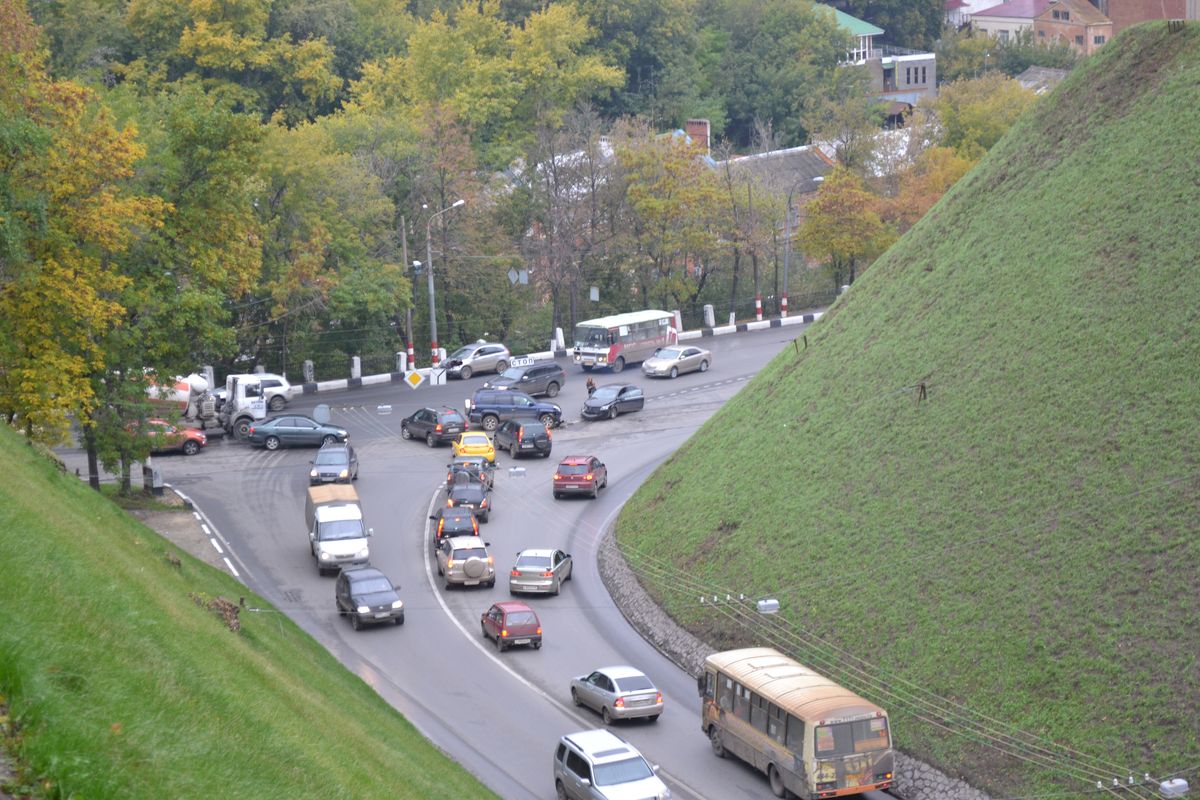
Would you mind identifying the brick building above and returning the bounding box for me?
[1035,0,1114,53]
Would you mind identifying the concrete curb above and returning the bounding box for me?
[299,312,826,394]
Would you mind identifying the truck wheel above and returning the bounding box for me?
[264,435,281,451]
[234,418,252,439]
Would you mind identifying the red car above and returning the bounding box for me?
[552,455,607,499]
[145,419,207,456]
[480,601,542,652]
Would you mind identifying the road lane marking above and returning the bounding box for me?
[222,557,240,577]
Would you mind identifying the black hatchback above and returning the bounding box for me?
[430,505,480,547]
[334,566,404,630]
[493,419,552,459]
[482,361,567,398]
[401,406,466,447]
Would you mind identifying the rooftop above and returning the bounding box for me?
[819,4,885,37]
[973,0,1051,19]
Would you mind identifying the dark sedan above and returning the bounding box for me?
[246,415,349,450]
[581,384,645,421]
[334,566,404,630]
[309,443,359,484]
[447,480,492,523]
[493,419,552,459]
[446,456,495,491]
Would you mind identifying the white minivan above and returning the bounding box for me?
[553,729,671,800]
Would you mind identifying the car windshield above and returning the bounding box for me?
[592,757,654,786]
[314,451,346,465]
[615,675,655,692]
[453,547,487,559]
[505,611,537,626]
[516,555,551,568]
[557,464,589,475]
[655,347,682,359]
[498,367,525,380]
[353,577,392,595]
[449,346,475,359]
[318,520,364,541]
[592,387,620,400]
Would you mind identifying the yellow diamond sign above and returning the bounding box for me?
[404,370,425,389]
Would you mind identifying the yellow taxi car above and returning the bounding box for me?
[452,431,496,463]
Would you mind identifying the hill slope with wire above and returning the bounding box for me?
[615,21,1200,800]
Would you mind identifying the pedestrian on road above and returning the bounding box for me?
[586,377,596,396]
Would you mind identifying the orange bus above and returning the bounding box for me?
[699,647,894,799]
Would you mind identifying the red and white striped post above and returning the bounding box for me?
[781,293,789,318]
[430,342,439,366]
[407,343,415,369]
[755,295,763,322]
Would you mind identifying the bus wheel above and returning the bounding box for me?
[709,727,725,758]
[611,356,625,373]
[769,764,787,798]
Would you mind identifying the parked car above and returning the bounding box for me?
[493,419,552,459]
[553,729,670,800]
[436,535,495,589]
[430,506,480,547]
[483,361,567,398]
[509,548,573,596]
[581,384,644,421]
[447,481,491,523]
[246,415,348,450]
[452,431,496,462]
[213,372,295,412]
[641,345,711,379]
[467,389,563,432]
[400,406,466,447]
[334,566,404,629]
[570,666,663,724]
[445,341,511,380]
[481,600,542,651]
[553,455,608,499]
[142,418,207,456]
[446,456,495,491]
[308,442,358,485]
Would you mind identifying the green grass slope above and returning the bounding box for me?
[0,427,496,799]
[616,22,1200,800]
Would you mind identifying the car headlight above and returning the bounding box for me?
[309,469,318,478]
[338,469,348,478]
[319,551,333,560]
[356,547,369,559]
[391,600,403,609]
[356,605,369,614]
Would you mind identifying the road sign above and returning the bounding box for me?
[509,356,535,368]
[404,371,425,389]
[428,368,447,387]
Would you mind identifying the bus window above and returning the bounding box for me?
[718,676,734,711]
[732,683,750,721]
[703,672,716,699]
[750,694,768,733]
[816,718,890,756]
[767,703,786,743]
[786,714,805,750]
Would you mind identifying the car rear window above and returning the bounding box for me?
[439,412,465,424]
[615,675,654,692]
[453,547,488,559]
[558,464,589,475]
[505,611,537,626]
[516,555,551,568]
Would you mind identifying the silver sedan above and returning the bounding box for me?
[641,345,711,378]
[508,548,572,595]
[570,666,663,724]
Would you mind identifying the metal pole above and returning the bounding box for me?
[782,198,791,319]
[423,199,465,367]
[400,215,414,369]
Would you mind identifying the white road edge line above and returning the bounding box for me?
[423,487,710,800]
[166,483,253,582]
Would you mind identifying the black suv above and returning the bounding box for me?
[483,361,567,398]
[429,505,480,547]
[467,389,562,432]
[447,480,491,522]
[446,456,495,490]
[493,419,552,459]
[401,406,466,447]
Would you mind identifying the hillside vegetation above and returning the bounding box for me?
[0,427,495,799]
[615,22,1200,800]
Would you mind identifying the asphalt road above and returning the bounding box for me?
[68,326,892,800]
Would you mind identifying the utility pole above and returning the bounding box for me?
[399,215,413,370]
[423,199,465,367]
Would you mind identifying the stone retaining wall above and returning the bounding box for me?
[595,531,995,800]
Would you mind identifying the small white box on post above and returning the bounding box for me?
[350,356,361,379]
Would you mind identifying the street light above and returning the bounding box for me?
[422,199,465,367]
[783,175,823,318]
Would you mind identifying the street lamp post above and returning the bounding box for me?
[423,199,465,367]
[783,175,823,319]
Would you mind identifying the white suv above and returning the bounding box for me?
[553,729,671,800]
[215,372,295,412]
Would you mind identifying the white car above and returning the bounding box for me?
[214,372,296,411]
[641,346,711,378]
[444,341,511,380]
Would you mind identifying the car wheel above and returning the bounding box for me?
[699,359,709,372]
[538,413,557,427]
[426,433,436,448]
[532,641,541,649]
[551,578,560,596]
[546,382,560,398]
[612,356,625,373]
[322,434,337,445]
[553,491,561,499]
[607,406,617,420]
[769,764,787,798]
[481,622,489,639]
[480,513,489,524]
[555,782,569,800]
[648,715,659,724]
[444,579,453,591]
[709,727,726,758]
[351,614,362,631]
[400,424,412,440]
[459,365,473,380]
[590,484,599,499]
[437,563,443,576]
[601,475,608,489]
[495,635,504,652]
[669,366,679,378]
[486,578,495,588]
[268,395,286,411]
[602,707,613,725]
[571,688,581,706]
[482,415,499,432]
[395,614,404,626]
[510,443,518,459]
[182,440,200,456]
[264,435,281,451]
[495,359,508,373]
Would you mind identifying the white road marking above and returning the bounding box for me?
[210,538,224,554]
[201,523,211,535]
[222,557,240,577]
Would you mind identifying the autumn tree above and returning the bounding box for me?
[880,146,977,235]
[935,73,1037,158]
[798,167,893,289]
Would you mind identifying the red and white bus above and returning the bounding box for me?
[572,310,676,373]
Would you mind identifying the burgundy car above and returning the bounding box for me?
[480,601,542,652]
[552,455,607,499]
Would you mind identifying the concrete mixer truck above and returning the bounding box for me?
[155,373,269,439]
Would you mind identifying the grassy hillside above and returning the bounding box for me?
[616,22,1200,800]
[0,427,496,799]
